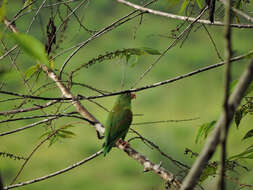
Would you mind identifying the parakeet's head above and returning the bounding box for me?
[116,92,136,106]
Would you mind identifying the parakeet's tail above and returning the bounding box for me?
[103,144,113,157]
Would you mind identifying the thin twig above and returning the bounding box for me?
[132,6,208,87]
[0,117,57,137]
[10,126,74,184]
[117,0,253,28]
[4,149,104,190]
[58,0,157,78]
[202,24,223,61]
[0,101,58,116]
[0,112,91,125]
[0,50,252,102]
[132,117,199,125]
[219,0,253,23]
[130,128,190,170]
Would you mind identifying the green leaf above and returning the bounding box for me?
[228,146,253,160]
[0,0,6,22]
[179,0,190,14]
[199,163,217,182]
[61,124,75,129]
[242,129,253,141]
[39,131,51,139]
[195,0,204,8]
[234,108,243,128]
[24,64,41,79]
[125,54,131,64]
[10,33,48,64]
[23,0,33,10]
[195,120,216,144]
[139,47,161,55]
[130,56,139,68]
[49,135,58,147]
[58,129,76,138]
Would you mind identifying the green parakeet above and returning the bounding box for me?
[103,92,135,156]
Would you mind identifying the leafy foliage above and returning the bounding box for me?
[72,47,161,74]
[0,151,27,161]
[40,124,76,147]
[199,162,217,182]
[242,129,253,141]
[228,145,253,160]
[23,0,33,11]
[234,97,253,128]
[10,33,49,64]
[24,64,41,79]
[179,0,204,13]
[195,120,216,144]
[0,0,6,22]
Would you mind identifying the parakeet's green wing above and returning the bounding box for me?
[104,106,132,156]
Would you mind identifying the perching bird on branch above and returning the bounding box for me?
[103,92,136,156]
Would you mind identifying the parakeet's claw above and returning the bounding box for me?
[130,93,136,99]
[121,140,129,148]
[115,139,129,148]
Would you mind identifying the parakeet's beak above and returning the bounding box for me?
[130,93,136,99]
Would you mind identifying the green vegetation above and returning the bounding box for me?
[0,0,253,190]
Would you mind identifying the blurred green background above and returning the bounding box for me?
[0,0,253,189]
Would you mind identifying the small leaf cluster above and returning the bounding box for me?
[40,124,76,147]
[192,81,253,183]
[73,47,161,73]
[0,151,27,161]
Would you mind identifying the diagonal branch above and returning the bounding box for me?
[42,66,105,138]
[180,59,253,190]
[4,149,104,190]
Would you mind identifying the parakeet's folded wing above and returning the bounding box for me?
[104,106,132,156]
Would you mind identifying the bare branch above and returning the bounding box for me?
[116,0,253,28]
[0,117,57,137]
[4,149,104,190]
[10,126,76,184]
[42,66,105,138]
[0,101,58,116]
[132,117,199,126]
[117,143,182,188]
[0,112,88,125]
[132,6,208,87]
[180,59,253,190]
[219,0,253,23]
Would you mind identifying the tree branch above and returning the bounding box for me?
[180,59,253,190]
[4,149,104,190]
[116,0,253,28]
[218,0,232,188]
[1,50,252,102]
[0,101,58,116]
